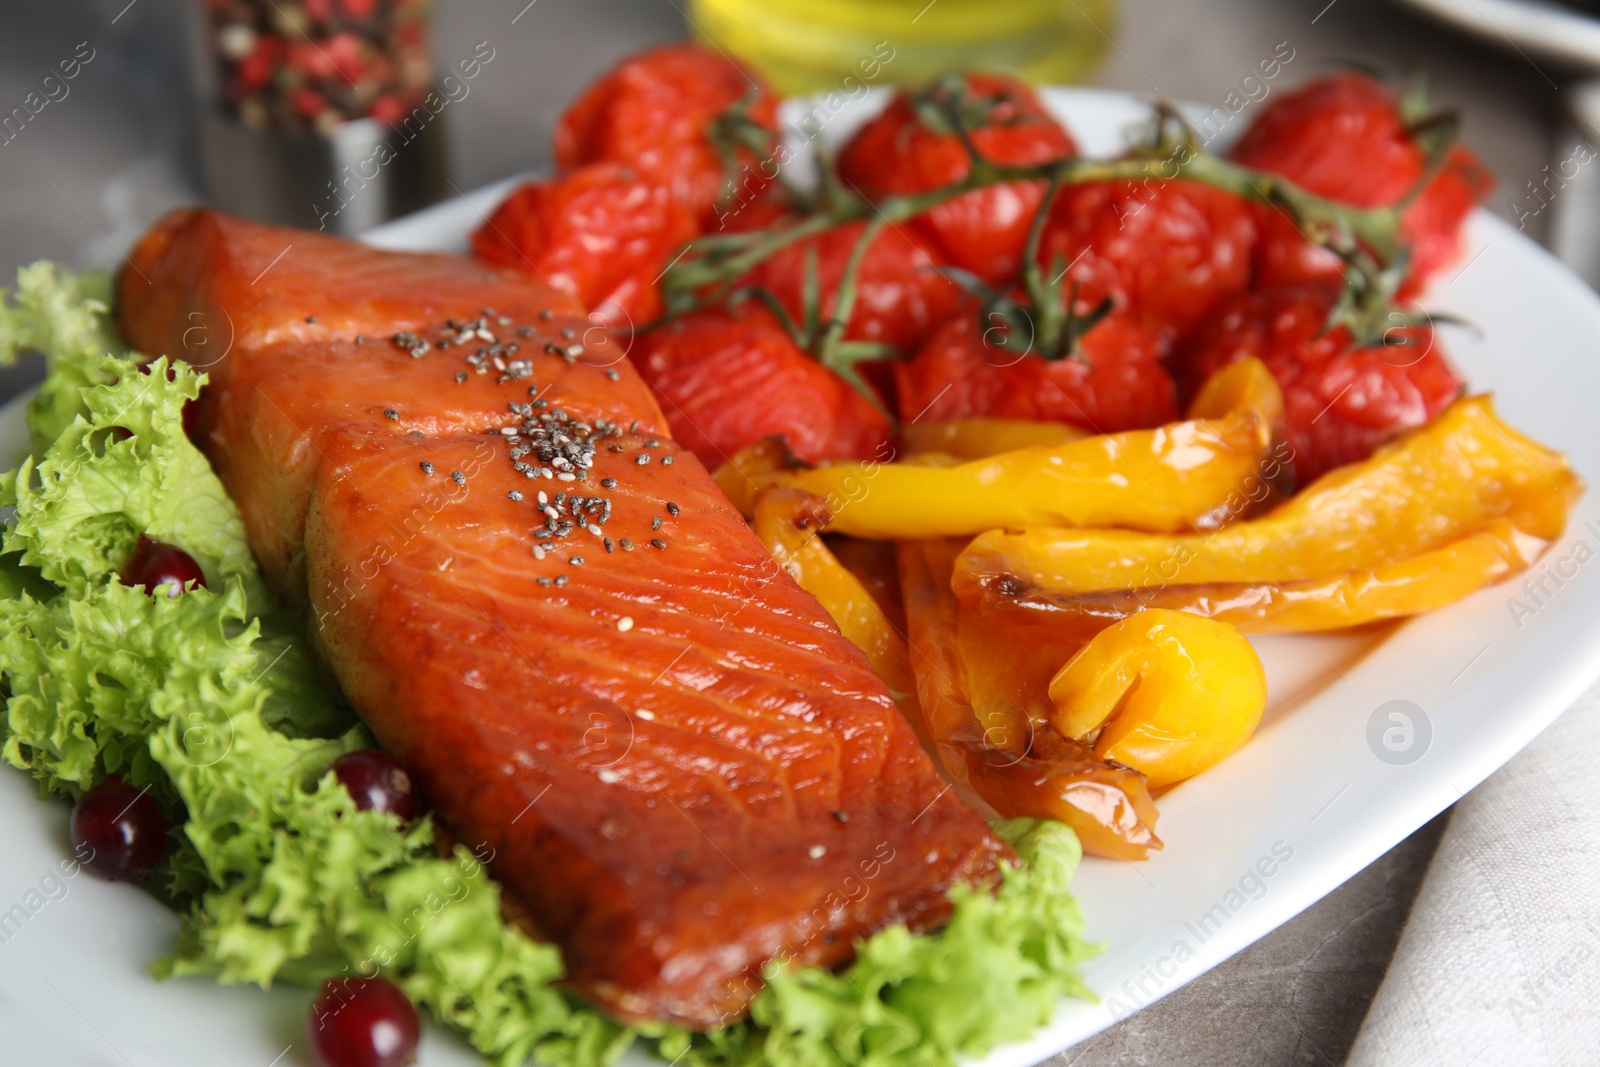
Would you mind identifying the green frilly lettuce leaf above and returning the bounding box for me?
[0,261,127,448]
[0,263,1095,1067]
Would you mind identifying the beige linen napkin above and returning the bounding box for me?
[1347,682,1600,1066]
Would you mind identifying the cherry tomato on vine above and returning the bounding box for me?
[739,220,967,354]
[1182,285,1462,483]
[897,307,1176,433]
[470,162,696,325]
[836,73,1078,284]
[554,43,781,226]
[633,306,892,467]
[1035,178,1256,342]
[1229,72,1493,296]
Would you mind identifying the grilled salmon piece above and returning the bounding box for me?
[118,210,1007,1028]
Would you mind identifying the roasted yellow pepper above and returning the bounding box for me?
[1048,610,1267,789]
[957,396,1582,599]
[714,435,802,516]
[769,358,1286,539]
[901,417,1089,460]
[750,487,915,701]
[959,519,1545,633]
[898,538,1163,860]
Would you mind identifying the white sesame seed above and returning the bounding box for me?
[809,845,826,859]
[635,708,655,720]
[532,545,545,560]
[598,769,620,784]
[617,616,634,632]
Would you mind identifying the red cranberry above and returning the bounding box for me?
[308,976,420,1067]
[70,779,166,882]
[121,536,206,597]
[332,751,422,822]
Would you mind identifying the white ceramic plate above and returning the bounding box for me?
[5,87,1600,1066]
[1395,0,1600,70]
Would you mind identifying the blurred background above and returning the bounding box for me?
[0,0,1595,1062]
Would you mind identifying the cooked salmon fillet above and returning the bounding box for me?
[118,210,1006,1028]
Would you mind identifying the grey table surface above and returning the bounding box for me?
[0,1,1585,1064]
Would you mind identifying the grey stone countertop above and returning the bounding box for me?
[0,0,1582,1063]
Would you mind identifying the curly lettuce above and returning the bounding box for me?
[0,263,1095,1067]
[0,261,126,448]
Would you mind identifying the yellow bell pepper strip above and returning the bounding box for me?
[827,534,908,635]
[901,418,1090,460]
[898,538,1163,860]
[749,487,915,701]
[957,519,1548,634]
[713,435,805,516]
[1048,610,1268,789]
[956,395,1583,599]
[773,357,1286,539]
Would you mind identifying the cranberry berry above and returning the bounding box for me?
[308,975,420,1067]
[70,779,166,882]
[332,750,422,822]
[121,536,206,598]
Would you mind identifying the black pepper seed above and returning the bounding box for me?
[604,538,614,553]
[666,502,680,516]
[650,538,668,550]
[605,369,619,381]
[661,455,673,465]
[601,477,617,489]
[832,810,849,823]
[355,335,366,345]
[451,470,465,485]
[569,556,584,565]
[645,439,660,448]
[652,516,662,531]
[305,315,318,324]
[537,576,553,586]
[636,454,650,466]
[455,371,468,383]
[518,325,534,337]
[384,408,398,420]
[555,574,569,587]
[420,461,434,474]
[619,539,635,551]
[508,490,523,501]
[538,309,554,320]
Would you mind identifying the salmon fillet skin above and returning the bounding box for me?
[117,210,1007,1028]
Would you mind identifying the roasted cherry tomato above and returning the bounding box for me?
[1229,72,1493,296]
[1036,178,1256,342]
[739,220,966,354]
[470,162,696,325]
[896,308,1177,433]
[836,73,1078,284]
[1183,285,1462,483]
[632,306,892,467]
[554,43,781,226]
